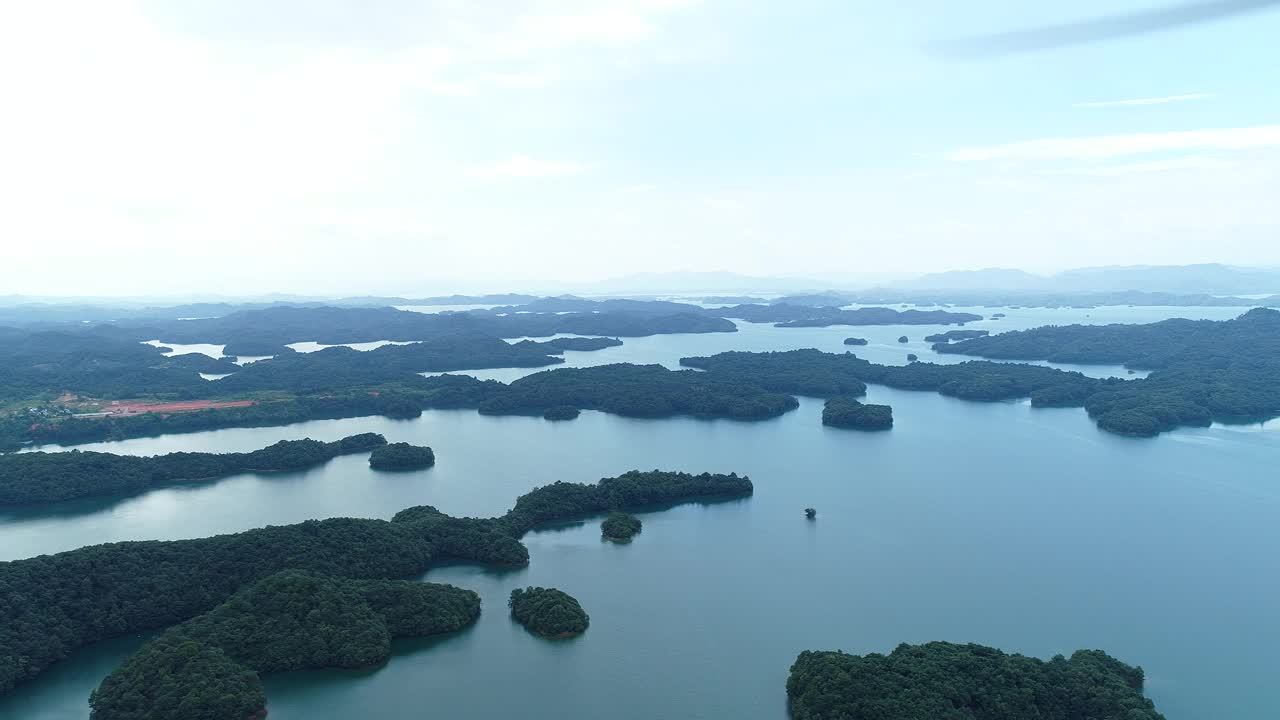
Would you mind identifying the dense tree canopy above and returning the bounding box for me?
[822,397,893,430]
[474,364,801,420]
[924,329,989,343]
[89,571,479,720]
[368,442,436,471]
[938,308,1280,434]
[509,587,589,638]
[786,642,1165,720]
[601,512,642,541]
[678,350,870,397]
[843,337,868,346]
[0,469,750,694]
[0,434,386,506]
[515,337,623,354]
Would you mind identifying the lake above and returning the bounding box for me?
[2,305,1275,719]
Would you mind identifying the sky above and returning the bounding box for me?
[1,0,1279,296]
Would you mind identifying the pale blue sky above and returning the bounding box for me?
[1,1,1277,295]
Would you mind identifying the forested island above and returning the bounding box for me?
[786,641,1165,719]
[509,587,589,638]
[713,304,982,327]
[0,469,751,694]
[0,433,387,506]
[90,572,480,720]
[822,397,893,430]
[368,442,435,471]
[516,336,623,353]
[842,337,867,346]
[924,329,989,343]
[601,512,642,541]
[937,308,1280,435]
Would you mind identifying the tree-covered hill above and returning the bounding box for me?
[89,572,479,720]
[509,587,589,638]
[822,397,893,430]
[0,470,751,695]
[368,442,435,471]
[0,433,387,506]
[787,641,1165,720]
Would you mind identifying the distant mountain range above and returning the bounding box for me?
[896,264,1280,295]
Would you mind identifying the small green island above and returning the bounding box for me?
[822,397,893,430]
[842,337,868,346]
[368,442,436,471]
[601,512,642,541]
[897,335,909,343]
[787,641,1165,720]
[509,587,590,639]
[924,329,990,343]
[543,405,581,421]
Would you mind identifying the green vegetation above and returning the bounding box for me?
[543,405,580,421]
[897,335,909,343]
[822,397,893,430]
[786,641,1164,720]
[14,309,1275,446]
[509,587,589,638]
[677,351,870,397]
[924,329,989,343]
[0,470,750,694]
[938,308,1280,435]
[601,512,642,541]
[842,337,867,346]
[906,353,918,362]
[368,442,435,471]
[516,337,623,353]
[0,433,386,506]
[89,571,479,720]
[473,363,801,420]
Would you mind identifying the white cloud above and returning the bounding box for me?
[464,155,593,180]
[1056,155,1237,176]
[1072,93,1214,109]
[948,125,1280,162]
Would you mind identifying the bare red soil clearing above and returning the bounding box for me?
[107,399,256,415]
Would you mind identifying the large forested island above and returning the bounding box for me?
[0,433,386,505]
[786,641,1165,720]
[509,587,590,638]
[0,469,751,695]
[90,572,479,720]
[937,308,1280,435]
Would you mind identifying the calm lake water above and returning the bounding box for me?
[2,305,1275,719]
